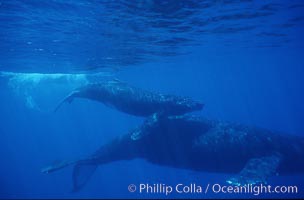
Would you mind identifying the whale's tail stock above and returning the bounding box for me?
[42,159,98,192]
[53,91,79,112]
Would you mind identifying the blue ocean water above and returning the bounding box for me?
[0,0,304,199]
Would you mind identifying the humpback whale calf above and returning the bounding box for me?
[54,79,204,116]
[42,114,304,191]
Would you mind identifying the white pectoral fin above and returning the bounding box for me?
[227,154,281,186]
[130,112,163,141]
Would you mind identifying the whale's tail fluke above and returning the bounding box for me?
[54,91,78,112]
[42,159,98,192]
[72,163,98,192]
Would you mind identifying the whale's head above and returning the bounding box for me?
[191,101,204,111]
[178,99,204,113]
[169,99,204,115]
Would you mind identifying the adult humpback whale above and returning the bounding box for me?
[42,114,304,191]
[54,79,204,116]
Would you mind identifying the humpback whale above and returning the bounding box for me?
[54,80,204,116]
[42,114,304,191]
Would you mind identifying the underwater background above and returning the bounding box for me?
[0,0,304,198]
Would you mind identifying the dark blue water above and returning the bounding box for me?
[0,0,304,199]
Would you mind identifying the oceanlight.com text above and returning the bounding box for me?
[211,183,298,196]
[128,183,298,196]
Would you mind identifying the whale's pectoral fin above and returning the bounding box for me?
[72,163,98,192]
[131,112,165,141]
[54,91,79,112]
[227,154,281,186]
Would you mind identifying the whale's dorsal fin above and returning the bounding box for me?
[113,78,122,82]
[227,154,281,186]
[108,78,125,84]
